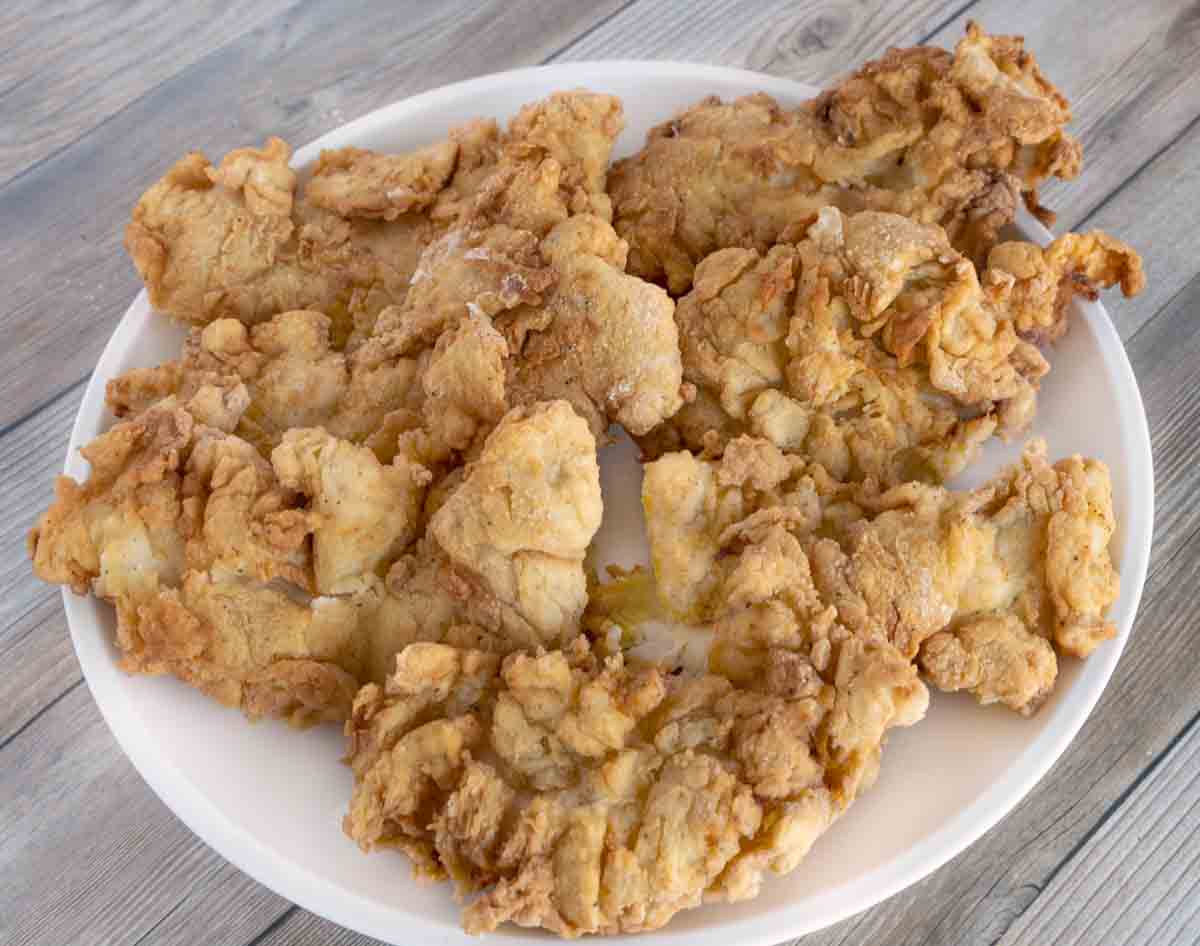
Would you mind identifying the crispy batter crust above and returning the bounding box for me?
[343,631,925,935]
[640,436,1118,715]
[609,23,1086,293]
[638,206,1140,486]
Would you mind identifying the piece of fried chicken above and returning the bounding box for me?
[343,628,925,935]
[125,92,623,344]
[113,210,687,459]
[27,398,369,723]
[640,436,1119,715]
[361,213,687,440]
[609,23,1086,293]
[637,207,1141,486]
[29,396,602,722]
[106,310,426,458]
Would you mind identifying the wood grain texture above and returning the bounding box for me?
[1002,711,1200,946]
[0,683,292,946]
[0,0,297,186]
[0,0,629,433]
[555,0,968,82]
[1077,117,1200,340]
[2,2,1200,945]
[0,387,84,745]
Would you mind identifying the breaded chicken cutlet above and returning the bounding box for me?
[29,397,604,723]
[636,436,1118,715]
[638,206,1141,485]
[343,631,925,935]
[609,23,1089,294]
[126,91,623,345]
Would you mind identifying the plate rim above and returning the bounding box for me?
[61,59,1155,946]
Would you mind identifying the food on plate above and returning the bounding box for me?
[358,212,686,440]
[27,18,1146,938]
[637,436,1118,715]
[637,206,1142,483]
[29,397,602,723]
[609,23,1087,293]
[343,632,925,934]
[125,91,623,345]
[110,214,685,455]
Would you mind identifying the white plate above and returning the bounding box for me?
[62,62,1153,945]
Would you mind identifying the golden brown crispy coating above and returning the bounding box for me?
[107,311,424,457]
[27,399,364,723]
[640,436,1118,715]
[305,140,460,220]
[126,92,624,341]
[271,428,430,595]
[343,628,925,935]
[114,211,685,460]
[639,207,1140,485]
[30,395,603,721]
[609,23,1085,293]
[426,400,603,649]
[504,215,686,437]
[360,214,687,441]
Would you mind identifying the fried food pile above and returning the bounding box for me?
[29,21,1142,937]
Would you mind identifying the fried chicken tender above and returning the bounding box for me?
[27,399,369,723]
[126,92,623,341]
[271,428,431,595]
[348,399,604,683]
[107,310,424,457]
[609,23,1085,293]
[640,207,1140,485]
[361,214,688,440]
[424,401,603,647]
[305,140,460,220]
[32,385,607,721]
[114,211,685,463]
[641,436,1118,715]
[343,628,925,935]
[505,215,687,437]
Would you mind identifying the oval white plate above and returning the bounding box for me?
[62,62,1153,945]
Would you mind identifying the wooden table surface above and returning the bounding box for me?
[3,2,1199,944]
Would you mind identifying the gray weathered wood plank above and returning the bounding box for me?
[0,683,291,946]
[1001,712,1200,946]
[1073,117,1200,341]
[0,386,85,744]
[555,0,967,81]
[0,0,630,433]
[0,0,298,186]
